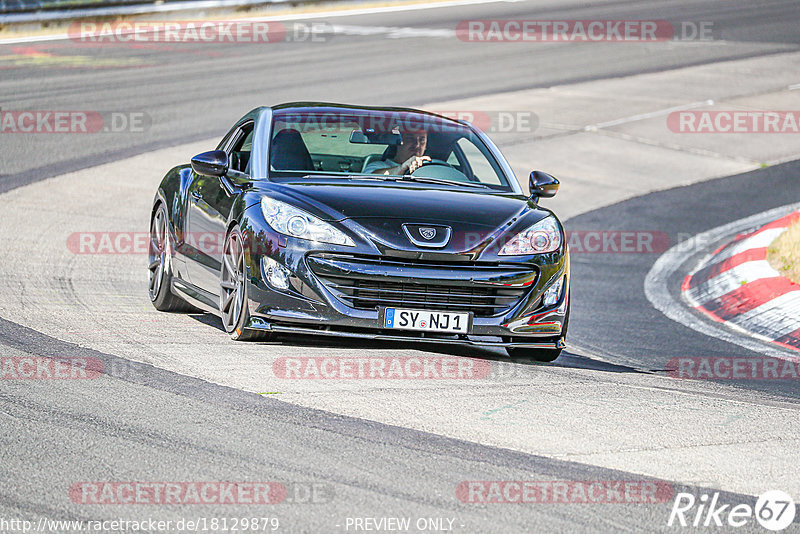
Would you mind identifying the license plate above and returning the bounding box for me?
[382,308,470,334]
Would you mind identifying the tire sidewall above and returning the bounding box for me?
[222,225,253,340]
[150,204,172,307]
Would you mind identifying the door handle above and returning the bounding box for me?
[190,190,202,200]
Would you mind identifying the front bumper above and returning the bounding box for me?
[242,231,570,349]
[248,319,565,350]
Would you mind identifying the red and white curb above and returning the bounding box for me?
[645,203,800,362]
[683,212,800,352]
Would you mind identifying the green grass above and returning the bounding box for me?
[767,219,800,284]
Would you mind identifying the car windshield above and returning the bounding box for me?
[269,108,513,191]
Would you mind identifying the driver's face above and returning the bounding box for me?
[397,132,427,160]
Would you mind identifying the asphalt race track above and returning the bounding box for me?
[571,161,800,398]
[1,0,800,532]
[4,0,800,188]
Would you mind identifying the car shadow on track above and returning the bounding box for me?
[188,312,643,376]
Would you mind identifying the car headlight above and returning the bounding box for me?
[498,216,562,255]
[260,197,355,247]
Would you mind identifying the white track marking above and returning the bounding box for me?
[727,292,800,340]
[710,227,786,264]
[0,33,71,45]
[685,260,780,306]
[644,202,800,362]
[330,24,456,38]
[584,100,714,131]
[250,0,525,21]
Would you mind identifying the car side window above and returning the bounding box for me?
[228,123,254,174]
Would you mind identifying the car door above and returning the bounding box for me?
[184,122,253,296]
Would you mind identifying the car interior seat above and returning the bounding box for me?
[270,129,315,171]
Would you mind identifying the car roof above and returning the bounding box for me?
[266,102,465,126]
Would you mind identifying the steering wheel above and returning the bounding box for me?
[410,159,453,175]
[418,158,452,169]
[411,158,471,182]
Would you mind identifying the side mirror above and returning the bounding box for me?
[529,171,559,200]
[191,150,228,177]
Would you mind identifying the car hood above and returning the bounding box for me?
[250,180,557,257]
[262,180,535,228]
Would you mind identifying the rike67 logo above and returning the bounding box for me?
[668,490,796,531]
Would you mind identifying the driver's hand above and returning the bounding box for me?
[403,155,430,174]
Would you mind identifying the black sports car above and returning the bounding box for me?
[149,103,569,361]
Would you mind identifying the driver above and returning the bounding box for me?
[364,129,430,175]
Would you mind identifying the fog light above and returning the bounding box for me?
[263,257,291,290]
[542,276,564,307]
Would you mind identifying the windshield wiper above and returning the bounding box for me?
[398,175,489,189]
[297,173,490,189]
[297,174,391,181]
[346,175,393,181]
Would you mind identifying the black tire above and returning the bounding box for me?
[219,225,273,342]
[148,203,195,312]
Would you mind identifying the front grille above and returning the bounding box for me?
[307,254,535,317]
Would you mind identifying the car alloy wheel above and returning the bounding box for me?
[148,207,167,301]
[220,227,246,334]
[148,203,194,312]
[219,225,272,341]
